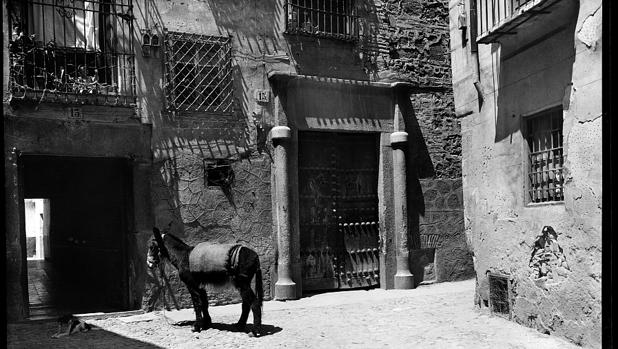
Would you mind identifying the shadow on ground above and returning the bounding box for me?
[173,320,282,337]
[7,323,163,349]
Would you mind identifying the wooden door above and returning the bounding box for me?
[298,131,380,291]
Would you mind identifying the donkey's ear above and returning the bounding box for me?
[152,227,169,258]
[152,227,163,245]
[153,227,162,240]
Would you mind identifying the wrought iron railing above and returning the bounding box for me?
[163,32,233,113]
[526,107,564,203]
[476,0,538,40]
[8,0,136,106]
[285,0,358,41]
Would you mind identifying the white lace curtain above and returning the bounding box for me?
[28,0,99,50]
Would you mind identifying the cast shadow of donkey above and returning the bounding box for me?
[147,225,281,337]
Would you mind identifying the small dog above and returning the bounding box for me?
[51,314,92,339]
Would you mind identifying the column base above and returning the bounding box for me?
[394,273,415,289]
[275,280,298,300]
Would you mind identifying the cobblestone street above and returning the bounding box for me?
[7,280,580,349]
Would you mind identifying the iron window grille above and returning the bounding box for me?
[488,273,510,317]
[285,0,358,41]
[164,32,233,113]
[8,0,136,106]
[525,107,564,203]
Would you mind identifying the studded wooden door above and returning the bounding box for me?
[298,131,380,291]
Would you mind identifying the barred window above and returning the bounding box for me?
[164,32,233,113]
[488,273,510,317]
[526,107,564,203]
[286,0,357,40]
[8,0,135,106]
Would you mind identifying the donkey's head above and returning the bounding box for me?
[147,224,172,269]
[146,237,160,269]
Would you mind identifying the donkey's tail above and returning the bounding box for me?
[254,258,264,308]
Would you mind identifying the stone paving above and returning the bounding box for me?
[7,279,581,349]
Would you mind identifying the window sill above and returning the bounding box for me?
[524,201,565,208]
[163,110,235,118]
[8,90,136,108]
[283,30,358,43]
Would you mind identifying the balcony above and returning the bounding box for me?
[476,0,562,44]
[285,0,358,42]
[7,0,136,107]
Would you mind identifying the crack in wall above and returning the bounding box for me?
[576,5,602,50]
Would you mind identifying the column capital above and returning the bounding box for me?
[271,126,292,140]
[390,131,408,145]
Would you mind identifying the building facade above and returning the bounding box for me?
[448,0,601,346]
[4,0,473,321]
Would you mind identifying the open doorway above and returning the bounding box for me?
[21,155,132,318]
[25,198,51,261]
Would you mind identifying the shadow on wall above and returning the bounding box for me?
[208,0,382,81]
[144,152,276,309]
[133,0,166,123]
[207,0,283,51]
[401,90,437,286]
[131,0,278,310]
[207,0,286,153]
[400,91,475,286]
[400,89,434,221]
[493,1,579,143]
[282,0,381,80]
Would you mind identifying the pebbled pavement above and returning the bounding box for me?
[6,279,581,349]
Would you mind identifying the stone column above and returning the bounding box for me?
[271,126,298,300]
[390,131,414,289]
[5,147,28,320]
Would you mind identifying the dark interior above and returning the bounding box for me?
[22,155,131,318]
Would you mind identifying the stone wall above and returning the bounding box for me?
[374,0,453,88]
[410,92,461,179]
[375,0,472,283]
[145,156,274,307]
[448,0,602,346]
[408,177,472,286]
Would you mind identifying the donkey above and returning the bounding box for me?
[147,226,263,336]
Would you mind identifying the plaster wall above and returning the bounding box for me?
[448,0,602,346]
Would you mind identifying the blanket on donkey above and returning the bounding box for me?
[188,243,241,274]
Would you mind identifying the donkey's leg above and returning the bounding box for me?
[181,275,204,332]
[236,283,255,332]
[234,248,263,336]
[250,294,262,337]
[198,288,212,328]
[188,287,203,332]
